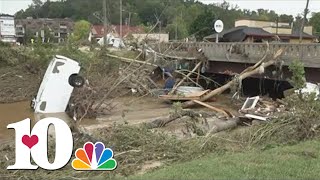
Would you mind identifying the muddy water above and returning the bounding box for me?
[0,101,96,144]
[0,101,34,143]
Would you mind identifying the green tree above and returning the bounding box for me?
[310,12,320,35]
[288,60,306,90]
[189,9,216,41]
[279,14,294,23]
[71,20,91,42]
[166,17,188,40]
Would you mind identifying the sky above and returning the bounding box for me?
[0,0,319,17]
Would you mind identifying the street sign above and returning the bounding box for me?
[214,20,224,33]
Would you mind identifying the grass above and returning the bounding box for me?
[129,139,320,180]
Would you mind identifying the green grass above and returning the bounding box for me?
[129,140,320,180]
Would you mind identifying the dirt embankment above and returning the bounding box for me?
[0,64,42,103]
[0,46,45,103]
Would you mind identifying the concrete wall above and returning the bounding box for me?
[290,38,313,43]
[158,42,320,68]
[236,20,313,35]
[263,27,292,34]
[235,19,290,28]
[304,26,313,35]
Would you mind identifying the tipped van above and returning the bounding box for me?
[31,55,84,113]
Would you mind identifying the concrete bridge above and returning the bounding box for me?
[154,42,320,83]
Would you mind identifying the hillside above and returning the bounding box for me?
[14,0,304,40]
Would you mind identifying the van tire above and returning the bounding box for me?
[69,74,85,88]
[30,97,36,109]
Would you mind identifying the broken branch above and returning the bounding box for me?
[170,61,202,94]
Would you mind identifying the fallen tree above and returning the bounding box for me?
[183,44,285,108]
[146,110,214,129]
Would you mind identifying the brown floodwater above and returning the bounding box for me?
[0,101,34,144]
[0,101,96,144]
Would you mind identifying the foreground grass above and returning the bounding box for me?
[130,140,320,180]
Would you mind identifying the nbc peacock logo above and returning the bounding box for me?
[72,142,117,171]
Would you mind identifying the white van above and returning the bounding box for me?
[31,55,84,113]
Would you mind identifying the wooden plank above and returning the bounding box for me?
[184,90,210,97]
[245,114,267,121]
[160,96,202,101]
[192,100,230,117]
[159,90,210,101]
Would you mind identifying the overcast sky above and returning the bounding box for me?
[0,0,319,17]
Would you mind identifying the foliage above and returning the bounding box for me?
[249,94,320,146]
[310,12,320,35]
[171,102,183,115]
[70,20,91,42]
[288,60,306,90]
[166,17,189,40]
[189,9,215,40]
[0,47,29,66]
[279,14,294,23]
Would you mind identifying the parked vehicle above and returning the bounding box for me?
[31,55,84,113]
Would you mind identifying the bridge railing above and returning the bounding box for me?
[158,42,320,68]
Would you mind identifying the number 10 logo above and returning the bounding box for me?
[7,118,73,170]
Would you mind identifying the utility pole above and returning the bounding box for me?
[120,0,123,39]
[103,0,107,46]
[128,12,132,27]
[276,16,279,35]
[299,0,310,43]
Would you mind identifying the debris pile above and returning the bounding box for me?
[118,64,158,95]
[239,96,286,123]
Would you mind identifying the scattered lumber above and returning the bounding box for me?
[192,100,231,117]
[156,52,198,61]
[244,114,267,121]
[170,61,203,94]
[159,90,209,101]
[106,53,157,67]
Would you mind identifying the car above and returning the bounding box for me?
[31,55,84,113]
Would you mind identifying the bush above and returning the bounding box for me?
[288,60,306,90]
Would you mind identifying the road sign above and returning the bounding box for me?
[214,20,224,33]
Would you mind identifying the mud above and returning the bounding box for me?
[86,96,171,130]
[0,64,41,103]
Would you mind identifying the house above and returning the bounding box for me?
[90,25,169,43]
[277,30,316,43]
[204,26,275,43]
[90,25,105,41]
[0,15,16,43]
[15,18,74,44]
[114,25,145,38]
[235,19,317,43]
[205,19,317,43]
[90,25,144,41]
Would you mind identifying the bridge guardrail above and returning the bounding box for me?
[158,42,320,68]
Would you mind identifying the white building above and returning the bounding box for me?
[0,15,16,43]
[132,33,169,43]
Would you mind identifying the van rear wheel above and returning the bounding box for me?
[69,74,85,88]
